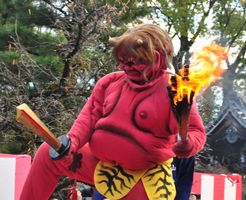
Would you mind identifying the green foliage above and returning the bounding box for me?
[0,141,23,154]
[27,4,57,28]
[36,54,62,67]
[0,24,15,50]
[117,1,151,25]
[18,27,58,55]
[0,50,20,64]
[0,0,33,24]
[0,0,65,95]
[0,130,24,154]
[157,0,209,36]
[212,0,246,45]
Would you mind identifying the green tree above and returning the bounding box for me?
[0,0,63,153]
[149,0,218,69]
[145,0,245,120]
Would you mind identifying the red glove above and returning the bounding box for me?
[173,138,194,158]
[61,136,82,172]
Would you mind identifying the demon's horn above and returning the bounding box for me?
[136,38,143,46]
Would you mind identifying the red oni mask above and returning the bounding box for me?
[117,49,167,84]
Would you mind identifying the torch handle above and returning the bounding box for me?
[177,100,191,142]
[178,117,189,141]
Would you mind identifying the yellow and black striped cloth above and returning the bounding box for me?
[94,159,176,200]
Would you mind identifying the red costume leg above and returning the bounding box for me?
[121,181,148,200]
[20,143,98,200]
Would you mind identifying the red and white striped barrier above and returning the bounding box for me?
[0,154,31,200]
[191,172,242,200]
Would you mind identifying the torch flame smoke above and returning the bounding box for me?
[171,43,228,105]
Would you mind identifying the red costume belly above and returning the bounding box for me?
[89,75,177,170]
[90,129,176,170]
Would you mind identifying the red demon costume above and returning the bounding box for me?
[20,24,206,200]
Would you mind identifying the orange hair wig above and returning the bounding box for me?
[109,24,174,69]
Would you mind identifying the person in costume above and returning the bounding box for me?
[20,24,206,200]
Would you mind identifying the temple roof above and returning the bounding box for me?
[206,93,246,135]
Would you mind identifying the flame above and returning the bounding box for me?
[170,43,228,105]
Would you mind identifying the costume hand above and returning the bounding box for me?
[173,138,193,158]
[61,136,82,172]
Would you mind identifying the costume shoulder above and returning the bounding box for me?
[98,71,125,83]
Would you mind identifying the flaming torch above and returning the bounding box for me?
[167,43,228,141]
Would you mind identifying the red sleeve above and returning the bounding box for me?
[186,102,207,156]
[67,72,122,150]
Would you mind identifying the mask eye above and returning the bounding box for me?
[118,58,136,67]
[125,61,135,66]
[117,55,140,67]
[137,58,146,64]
